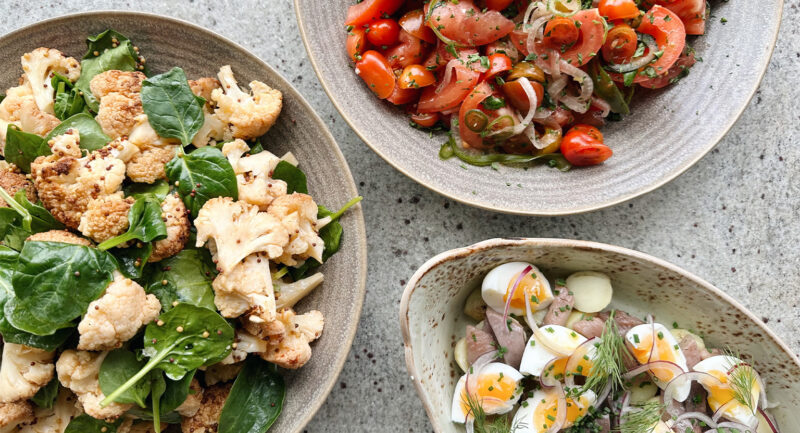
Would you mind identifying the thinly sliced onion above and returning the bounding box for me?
[676,411,716,426]
[540,357,561,388]
[592,97,611,118]
[564,337,599,388]
[559,60,594,114]
[503,265,533,322]
[547,0,581,17]
[714,422,758,432]
[548,382,568,433]
[485,78,539,142]
[618,391,632,416]
[533,326,575,358]
[678,412,758,433]
[465,419,475,433]
[605,34,659,73]
[436,60,458,94]
[522,1,548,30]
[663,371,723,406]
[547,75,569,104]
[712,399,740,423]
[623,360,684,381]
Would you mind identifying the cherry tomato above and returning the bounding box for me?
[417,64,480,113]
[399,9,436,43]
[355,50,396,99]
[484,54,512,80]
[397,64,436,89]
[410,112,441,127]
[598,0,641,20]
[486,0,515,10]
[426,0,515,46]
[384,30,428,69]
[346,27,369,62]
[561,124,613,166]
[601,24,637,64]
[543,16,580,50]
[501,79,544,112]
[367,19,401,47]
[345,0,404,27]
[386,86,420,105]
[529,9,607,66]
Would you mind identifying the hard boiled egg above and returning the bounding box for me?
[450,362,523,424]
[625,323,691,401]
[512,388,596,433]
[482,263,553,327]
[693,355,761,427]
[519,325,588,377]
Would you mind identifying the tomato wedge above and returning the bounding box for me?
[410,112,440,127]
[485,54,512,80]
[646,0,706,35]
[458,82,493,148]
[355,50,396,99]
[417,64,480,113]
[530,9,607,67]
[423,42,478,71]
[345,0,404,27]
[399,9,436,43]
[637,50,696,89]
[346,27,369,62]
[386,86,420,105]
[384,30,428,69]
[426,0,515,46]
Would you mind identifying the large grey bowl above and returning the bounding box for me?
[400,238,800,432]
[0,12,367,433]
[296,1,782,215]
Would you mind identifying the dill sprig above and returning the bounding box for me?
[723,348,758,415]
[463,392,521,433]
[570,310,630,397]
[616,401,665,433]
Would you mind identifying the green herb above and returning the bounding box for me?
[617,401,665,433]
[165,146,238,217]
[463,391,520,433]
[3,125,50,173]
[588,60,629,115]
[481,95,506,110]
[271,160,308,194]
[99,349,152,408]
[31,376,59,409]
[572,310,630,397]
[97,196,167,250]
[218,357,286,433]
[724,349,758,415]
[65,414,122,433]
[114,243,152,279]
[143,248,217,312]
[75,30,141,112]
[141,67,205,146]
[43,113,111,152]
[0,208,30,250]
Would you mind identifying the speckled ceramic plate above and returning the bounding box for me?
[0,12,367,433]
[296,1,782,215]
[400,238,799,432]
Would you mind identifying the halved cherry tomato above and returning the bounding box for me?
[367,19,400,47]
[484,54,512,80]
[346,27,369,62]
[646,0,706,35]
[384,30,428,69]
[598,0,641,20]
[602,24,638,64]
[486,0,515,11]
[345,0,404,27]
[426,0,515,46]
[399,9,436,43]
[561,124,613,166]
[530,9,607,66]
[410,112,441,127]
[417,64,480,113]
[543,17,580,50]
[386,86,420,105]
[501,78,544,112]
[398,64,437,89]
[355,50,396,99]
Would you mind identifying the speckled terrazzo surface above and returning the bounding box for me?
[2,1,798,431]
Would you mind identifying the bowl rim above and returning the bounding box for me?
[294,0,784,216]
[398,237,800,432]
[0,11,369,432]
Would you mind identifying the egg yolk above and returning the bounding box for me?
[532,394,591,431]
[503,272,549,310]
[459,372,518,416]
[703,369,759,416]
[542,356,594,382]
[630,332,679,383]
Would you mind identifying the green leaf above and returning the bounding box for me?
[4,125,49,173]
[75,30,140,112]
[124,180,170,201]
[0,208,29,250]
[4,241,117,335]
[43,113,111,152]
[52,73,87,121]
[218,358,285,433]
[150,371,166,431]
[65,414,122,433]
[124,371,193,424]
[271,161,307,194]
[100,349,152,408]
[0,188,64,234]
[143,249,217,312]
[588,60,630,115]
[114,242,152,280]
[97,196,167,250]
[31,377,59,409]
[165,147,238,217]
[438,135,572,171]
[141,67,205,146]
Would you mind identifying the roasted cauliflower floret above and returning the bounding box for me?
[268,193,324,266]
[149,193,190,262]
[77,275,161,351]
[0,343,55,403]
[21,48,81,114]
[180,383,231,433]
[0,400,34,433]
[56,350,132,420]
[203,363,243,386]
[275,272,324,309]
[16,388,81,433]
[0,84,59,138]
[31,130,127,229]
[89,70,145,99]
[175,379,204,418]
[212,253,276,321]
[77,196,134,244]
[0,161,36,207]
[243,308,324,369]
[194,197,289,273]
[220,330,267,365]
[125,114,180,183]
[91,70,146,139]
[222,139,288,210]
[26,229,92,246]
[189,78,228,148]
[210,65,282,140]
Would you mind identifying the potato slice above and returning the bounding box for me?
[628,375,659,404]
[565,271,613,313]
[670,329,706,352]
[454,337,469,373]
[565,311,594,329]
[463,287,487,322]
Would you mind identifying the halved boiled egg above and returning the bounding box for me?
[625,323,691,401]
[519,325,588,377]
[693,355,761,427]
[482,263,553,327]
[512,388,596,433]
[450,362,524,423]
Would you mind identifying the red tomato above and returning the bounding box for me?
[458,82,493,148]
[426,0,515,46]
[355,50,396,99]
[345,0,404,27]
[598,0,641,20]
[508,30,530,56]
[601,24,637,64]
[530,9,607,67]
[501,79,544,112]
[486,0,515,10]
[367,19,400,46]
[383,30,428,69]
[410,112,441,127]
[543,17,580,50]
[561,125,613,166]
[423,42,479,71]
[386,86,420,105]
[638,49,696,89]
[346,27,369,62]
[398,64,437,89]
[417,65,481,113]
[646,0,706,35]
[485,54,512,80]
[399,9,436,43]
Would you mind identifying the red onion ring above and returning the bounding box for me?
[502,265,533,322]
[547,382,568,433]
[591,97,611,118]
[564,337,599,388]
[712,399,739,423]
[485,78,539,143]
[758,408,781,433]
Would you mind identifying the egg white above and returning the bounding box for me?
[519,325,588,377]
[693,355,761,427]
[626,323,691,402]
[450,362,523,423]
[512,388,597,433]
[482,262,553,326]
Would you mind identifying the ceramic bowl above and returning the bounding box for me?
[296,1,782,215]
[400,238,799,432]
[0,12,367,433]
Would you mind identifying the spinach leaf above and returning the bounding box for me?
[100,304,233,406]
[124,180,170,201]
[144,249,217,312]
[150,372,166,431]
[588,60,630,115]
[114,242,152,280]
[75,30,140,111]
[0,208,28,250]
[97,196,167,250]
[218,358,286,433]
[160,370,196,413]
[43,113,111,152]
[271,161,308,194]
[4,241,117,335]
[52,73,87,121]
[4,125,49,172]
[100,349,152,408]
[125,371,193,425]
[65,414,121,433]
[0,188,64,234]
[141,68,205,146]
[31,377,59,409]
[0,245,18,304]
[165,147,238,217]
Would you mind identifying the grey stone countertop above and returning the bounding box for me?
[2,1,798,431]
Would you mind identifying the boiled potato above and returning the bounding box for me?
[454,337,469,373]
[565,271,613,313]
[463,287,487,322]
[670,329,706,352]
[628,375,659,404]
[565,311,594,329]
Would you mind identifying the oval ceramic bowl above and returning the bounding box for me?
[296,1,782,215]
[400,238,799,432]
[0,12,367,433]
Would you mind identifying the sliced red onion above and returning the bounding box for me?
[605,35,659,73]
[712,399,739,423]
[564,337,599,388]
[559,60,594,114]
[503,265,533,321]
[676,411,716,426]
[712,422,759,433]
[592,97,611,118]
[548,382,568,433]
[646,317,656,363]
[593,382,612,411]
[465,419,475,433]
[436,60,458,94]
[618,391,632,416]
[522,1,549,31]
[623,360,685,381]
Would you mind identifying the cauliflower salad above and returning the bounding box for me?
[0,29,360,432]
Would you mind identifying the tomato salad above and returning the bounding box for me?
[345,0,706,169]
